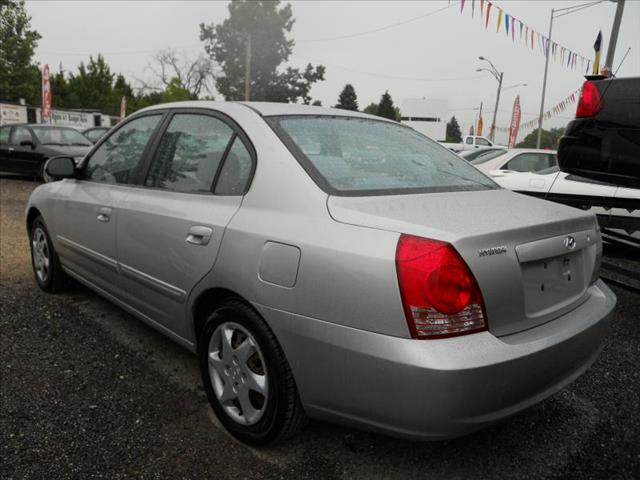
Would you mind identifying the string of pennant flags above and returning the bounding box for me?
[456,0,593,74]
[494,86,582,133]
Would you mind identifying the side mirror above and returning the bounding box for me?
[44,156,76,181]
[20,140,35,149]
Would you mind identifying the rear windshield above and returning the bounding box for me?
[268,116,497,195]
[470,149,509,165]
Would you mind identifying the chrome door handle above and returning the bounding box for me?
[186,226,213,246]
[8,147,15,153]
[97,206,112,223]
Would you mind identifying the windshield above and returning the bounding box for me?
[269,116,497,195]
[470,149,510,165]
[31,127,92,146]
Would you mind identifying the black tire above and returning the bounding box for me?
[30,216,69,293]
[199,299,306,445]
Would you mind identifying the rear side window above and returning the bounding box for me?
[145,114,235,193]
[269,116,497,195]
[0,126,10,144]
[214,137,253,195]
[86,115,161,184]
[504,153,556,172]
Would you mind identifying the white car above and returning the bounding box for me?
[472,148,558,177]
[494,167,640,235]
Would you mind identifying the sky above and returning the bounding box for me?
[27,0,640,144]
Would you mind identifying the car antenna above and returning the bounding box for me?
[613,47,631,77]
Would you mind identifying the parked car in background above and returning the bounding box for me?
[0,124,92,177]
[496,167,640,235]
[472,148,558,177]
[458,146,508,162]
[27,102,615,445]
[441,135,500,152]
[558,76,640,189]
[82,126,111,144]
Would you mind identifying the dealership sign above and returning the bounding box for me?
[508,95,521,148]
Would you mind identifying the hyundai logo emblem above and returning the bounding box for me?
[563,236,576,250]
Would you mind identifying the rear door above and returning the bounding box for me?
[8,126,40,175]
[53,113,165,297]
[115,110,255,338]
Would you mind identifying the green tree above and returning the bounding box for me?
[335,84,358,111]
[311,99,322,106]
[200,0,325,102]
[66,55,115,110]
[0,0,42,105]
[377,91,398,121]
[161,77,194,102]
[445,116,462,143]
[363,102,378,115]
[516,127,565,149]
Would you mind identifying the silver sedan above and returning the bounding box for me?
[26,102,616,445]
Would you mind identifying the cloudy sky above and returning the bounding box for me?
[27,0,639,144]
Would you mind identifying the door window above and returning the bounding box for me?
[145,114,235,193]
[475,137,491,146]
[0,126,10,144]
[214,137,253,195]
[10,126,32,145]
[504,153,554,172]
[85,114,161,184]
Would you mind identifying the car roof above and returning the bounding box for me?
[138,100,395,122]
[503,148,557,154]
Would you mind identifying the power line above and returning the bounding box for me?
[297,3,455,43]
[323,62,484,82]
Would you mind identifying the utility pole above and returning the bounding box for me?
[605,0,625,74]
[489,72,503,142]
[244,33,251,101]
[536,9,554,149]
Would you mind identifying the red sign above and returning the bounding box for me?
[120,96,127,120]
[476,115,484,136]
[508,96,522,148]
[42,64,52,122]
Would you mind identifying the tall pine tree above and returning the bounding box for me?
[335,84,358,111]
[446,116,462,143]
[377,91,398,121]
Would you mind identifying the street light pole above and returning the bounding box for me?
[605,0,625,73]
[536,9,554,149]
[489,71,503,142]
[244,33,252,101]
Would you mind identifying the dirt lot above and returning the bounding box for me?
[1,176,639,480]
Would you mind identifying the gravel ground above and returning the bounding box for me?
[1,176,639,479]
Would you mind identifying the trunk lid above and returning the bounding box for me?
[327,189,600,336]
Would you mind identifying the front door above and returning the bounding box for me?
[54,113,164,297]
[115,111,255,338]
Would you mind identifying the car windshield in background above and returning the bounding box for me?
[462,148,507,161]
[269,116,497,195]
[31,127,92,146]
[470,149,509,165]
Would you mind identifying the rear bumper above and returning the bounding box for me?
[256,280,615,440]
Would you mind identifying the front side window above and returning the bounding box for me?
[269,116,497,195]
[31,127,91,146]
[145,114,235,193]
[85,115,161,184]
[475,138,491,146]
[11,126,32,145]
[504,153,554,172]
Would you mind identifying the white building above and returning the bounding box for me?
[0,102,118,128]
[400,98,448,142]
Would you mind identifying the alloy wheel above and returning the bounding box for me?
[207,322,269,426]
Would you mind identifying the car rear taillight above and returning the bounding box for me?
[395,235,487,339]
[576,81,602,118]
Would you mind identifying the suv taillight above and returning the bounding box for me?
[576,81,602,118]
[396,235,487,339]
